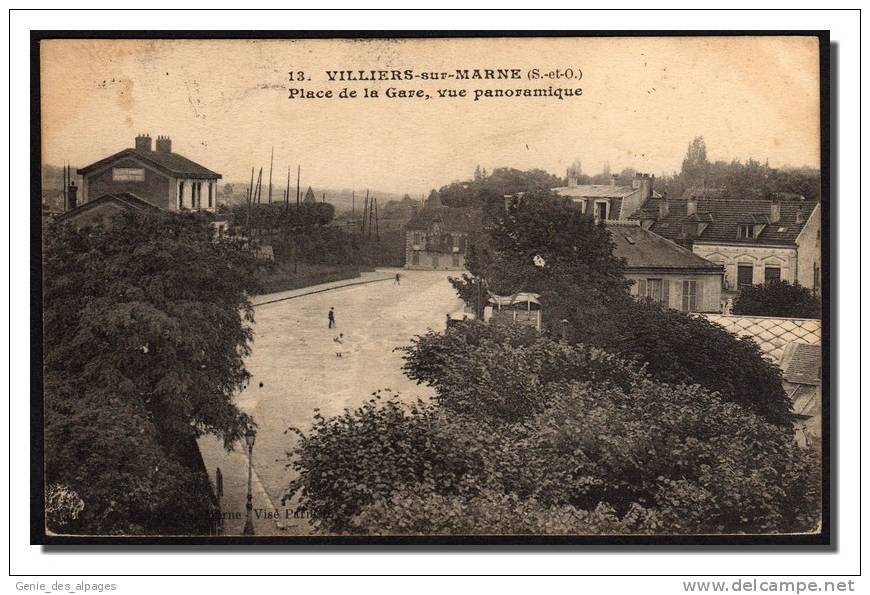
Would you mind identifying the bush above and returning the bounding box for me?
[574,299,793,425]
[287,330,820,535]
[733,280,821,319]
[400,320,644,422]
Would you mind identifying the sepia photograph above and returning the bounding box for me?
[32,32,828,544]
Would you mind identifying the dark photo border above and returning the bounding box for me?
[28,29,833,549]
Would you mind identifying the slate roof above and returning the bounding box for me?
[553,184,641,199]
[781,343,822,386]
[631,197,816,246]
[55,192,162,222]
[405,206,482,232]
[77,148,221,179]
[607,223,723,272]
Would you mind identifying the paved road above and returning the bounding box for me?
[199,268,465,535]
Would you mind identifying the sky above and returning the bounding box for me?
[40,37,821,195]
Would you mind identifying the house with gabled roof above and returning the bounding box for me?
[54,192,161,229]
[404,193,481,270]
[76,134,222,212]
[631,193,821,296]
[607,221,724,313]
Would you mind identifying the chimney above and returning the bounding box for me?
[156,135,172,153]
[636,173,652,201]
[687,195,698,217]
[795,205,805,224]
[767,194,782,223]
[67,180,78,210]
[610,174,618,187]
[135,133,152,152]
[658,191,669,219]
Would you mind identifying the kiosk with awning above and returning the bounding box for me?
[486,291,542,331]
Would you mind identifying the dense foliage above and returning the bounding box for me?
[228,201,335,236]
[43,211,260,533]
[287,323,820,535]
[432,167,563,210]
[575,137,821,202]
[453,194,791,424]
[573,299,793,425]
[451,190,630,327]
[733,280,822,319]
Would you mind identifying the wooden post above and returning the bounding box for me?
[245,167,254,238]
[267,146,274,204]
[296,165,301,208]
[374,197,380,241]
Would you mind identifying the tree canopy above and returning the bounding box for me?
[43,211,261,533]
[287,322,819,535]
[733,280,822,319]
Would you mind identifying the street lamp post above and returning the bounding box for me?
[243,427,257,535]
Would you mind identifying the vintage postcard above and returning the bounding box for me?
[34,33,828,544]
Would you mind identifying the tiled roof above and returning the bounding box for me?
[631,198,816,246]
[781,343,822,385]
[607,223,722,271]
[78,148,221,179]
[700,314,821,363]
[553,185,640,199]
[55,192,162,221]
[405,206,482,232]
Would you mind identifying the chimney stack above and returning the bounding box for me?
[156,135,172,153]
[610,174,618,187]
[687,195,698,217]
[795,205,805,224]
[658,191,669,219]
[135,133,152,152]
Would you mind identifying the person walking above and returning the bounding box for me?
[328,307,336,329]
[395,272,401,285]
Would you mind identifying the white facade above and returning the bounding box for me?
[693,243,798,293]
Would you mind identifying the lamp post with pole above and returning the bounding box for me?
[243,427,257,535]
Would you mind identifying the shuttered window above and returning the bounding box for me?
[681,280,698,312]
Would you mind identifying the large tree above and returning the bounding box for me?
[43,210,260,533]
[452,189,631,332]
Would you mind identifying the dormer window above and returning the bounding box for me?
[738,224,754,239]
[594,200,609,221]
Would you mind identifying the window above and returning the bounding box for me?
[112,167,145,182]
[194,182,202,208]
[595,201,608,221]
[813,263,820,292]
[738,224,754,239]
[764,267,781,284]
[411,252,419,265]
[208,182,213,208]
[681,280,698,312]
[432,254,439,269]
[452,253,461,267]
[737,265,754,288]
[178,181,185,209]
[646,279,663,304]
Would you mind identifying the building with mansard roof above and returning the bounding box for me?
[631,193,821,296]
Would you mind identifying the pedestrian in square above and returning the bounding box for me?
[328,307,336,329]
